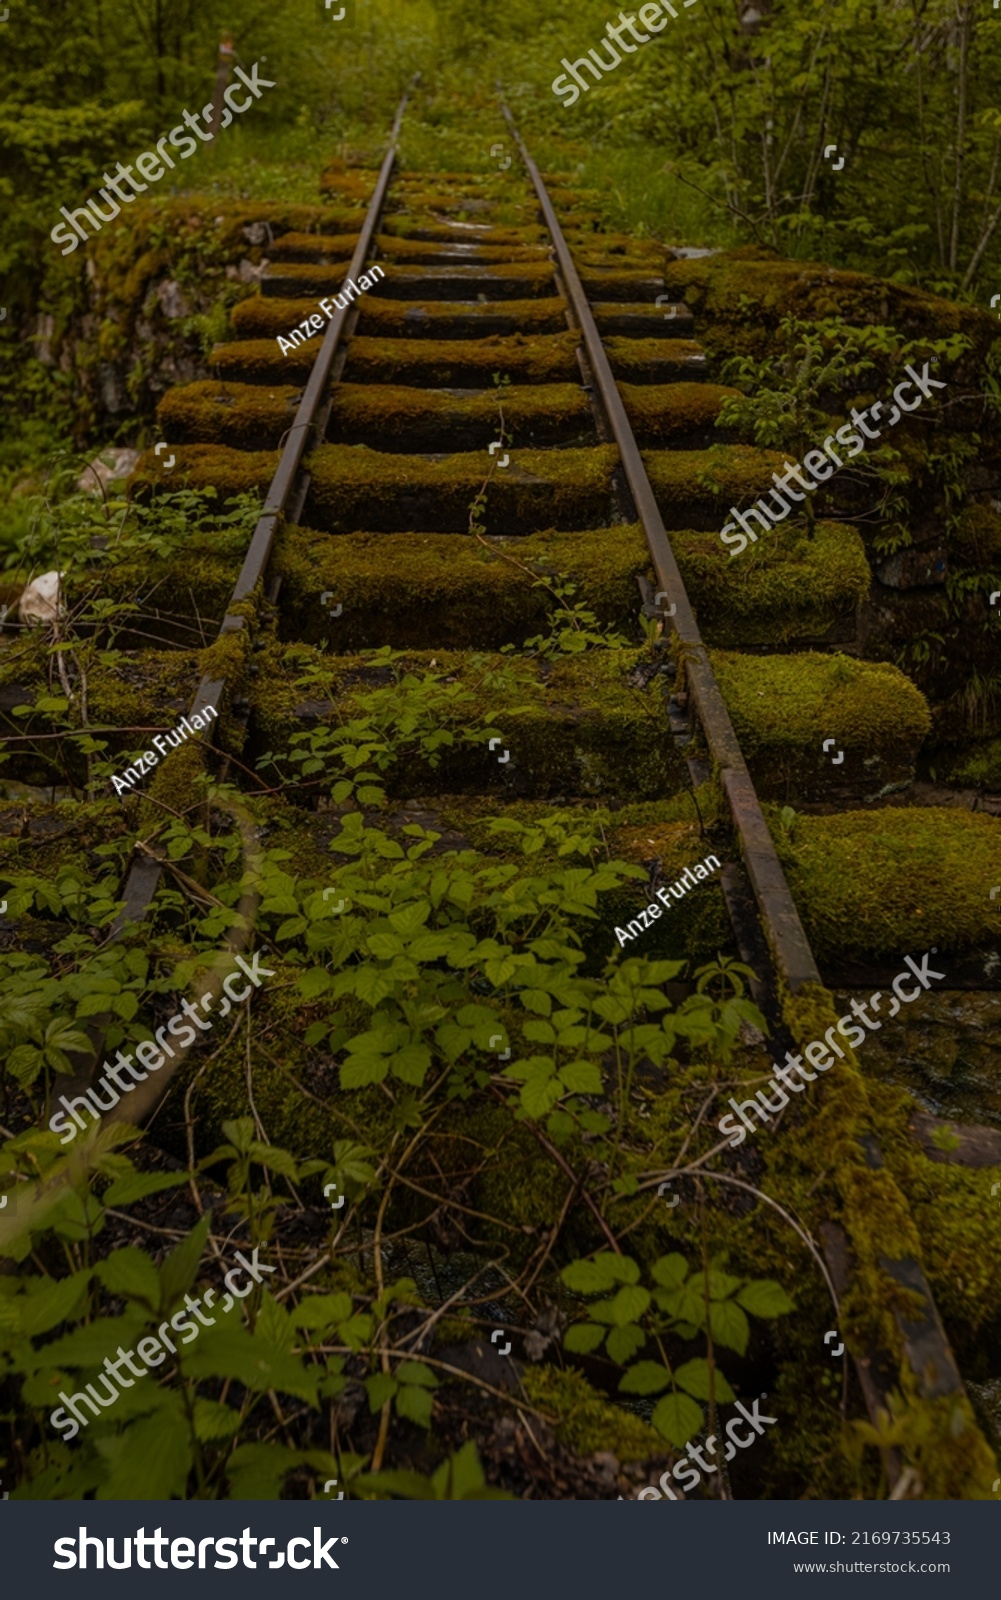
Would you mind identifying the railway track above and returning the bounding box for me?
[2,83,999,1499]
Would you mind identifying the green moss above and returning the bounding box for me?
[710,649,931,800]
[598,816,731,963]
[268,229,362,261]
[951,504,1001,567]
[305,442,618,533]
[317,167,378,206]
[143,732,210,821]
[359,294,569,338]
[738,974,997,1496]
[381,234,549,264]
[772,805,1001,961]
[382,217,547,247]
[521,1367,664,1463]
[274,258,559,297]
[326,381,593,450]
[0,798,130,873]
[231,296,322,340]
[270,521,647,650]
[411,789,719,858]
[91,542,246,639]
[209,337,320,385]
[579,267,662,299]
[619,381,742,444]
[250,643,681,800]
[199,616,252,737]
[867,1081,1001,1348]
[343,332,583,387]
[676,520,871,647]
[0,651,215,795]
[231,290,570,341]
[644,446,792,529]
[158,380,302,451]
[661,245,992,370]
[130,443,280,502]
[928,737,1001,789]
[605,337,710,383]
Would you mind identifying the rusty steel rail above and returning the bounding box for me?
[111,77,419,936]
[501,103,821,1002]
[500,101,980,1493]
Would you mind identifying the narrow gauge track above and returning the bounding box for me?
[7,84,998,1496]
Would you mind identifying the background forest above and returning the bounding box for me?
[3,0,1001,485]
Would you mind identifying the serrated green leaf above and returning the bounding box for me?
[561,1253,639,1293]
[352,1468,436,1500]
[290,1292,354,1332]
[18,1270,92,1338]
[618,1360,672,1396]
[431,1440,490,1500]
[254,1290,297,1354]
[707,1268,743,1300]
[75,992,114,1018]
[651,1253,689,1290]
[33,1312,148,1367]
[651,1390,704,1449]
[365,1371,398,1411]
[396,1360,437,1388]
[673,1357,735,1403]
[298,966,333,1000]
[158,1213,212,1312]
[182,1325,319,1404]
[520,1074,564,1118]
[708,1298,750,1355]
[518,988,552,1016]
[388,901,431,935]
[103,1170,189,1208]
[521,1017,556,1043]
[341,1055,389,1089]
[390,1042,431,1086]
[95,1246,160,1309]
[606,1322,646,1364]
[95,1404,192,1500]
[225,1442,311,1500]
[192,1397,242,1441]
[558,1059,603,1095]
[607,1284,651,1325]
[396,1383,434,1428]
[735,1279,796,1318]
[434,1021,472,1062]
[563,1322,606,1354]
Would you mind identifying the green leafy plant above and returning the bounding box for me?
[560,1250,794,1447]
[520,577,632,659]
